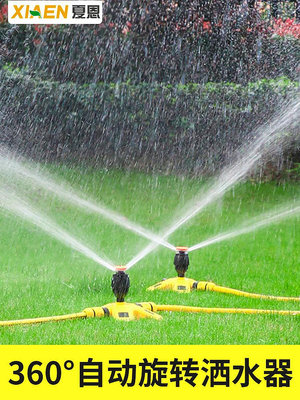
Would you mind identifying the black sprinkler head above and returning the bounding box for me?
[174,247,189,277]
[112,267,130,302]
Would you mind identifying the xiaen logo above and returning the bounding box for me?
[8,1,103,24]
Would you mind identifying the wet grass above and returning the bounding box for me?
[0,167,299,344]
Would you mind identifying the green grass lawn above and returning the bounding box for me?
[0,166,299,344]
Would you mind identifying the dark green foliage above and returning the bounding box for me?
[0,66,298,175]
[0,1,299,84]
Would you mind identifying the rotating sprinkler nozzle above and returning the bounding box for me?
[112,266,130,302]
[174,246,189,277]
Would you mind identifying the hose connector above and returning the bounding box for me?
[195,281,216,291]
[83,307,106,318]
[135,302,158,312]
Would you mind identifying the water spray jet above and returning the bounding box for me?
[126,98,300,270]
[0,187,116,271]
[0,147,175,252]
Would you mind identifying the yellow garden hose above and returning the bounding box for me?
[0,307,110,327]
[196,281,300,302]
[155,304,300,316]
[0,311,88,327]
